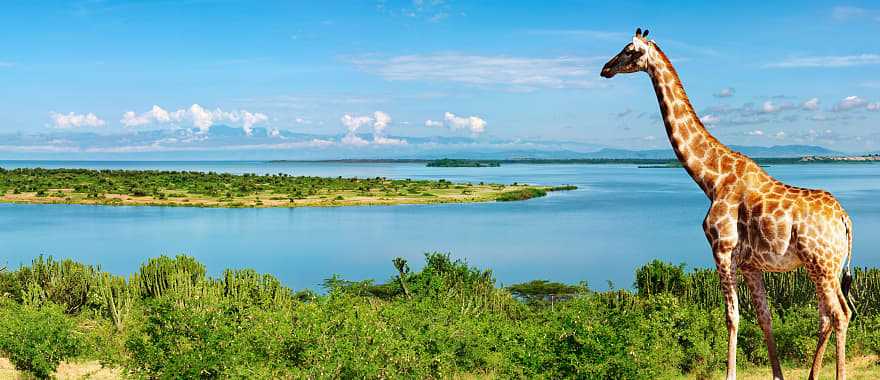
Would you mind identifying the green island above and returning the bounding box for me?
[0,255,879,378]
[0,168,575,208]
[426,158,501,167]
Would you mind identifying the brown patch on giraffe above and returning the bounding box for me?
[720,154,734,173]
[673,103,687,119]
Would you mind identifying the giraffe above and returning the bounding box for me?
[600,28,855,380]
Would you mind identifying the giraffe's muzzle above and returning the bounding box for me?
[600,62,617,78]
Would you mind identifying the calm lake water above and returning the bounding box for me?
[1,161,878,291]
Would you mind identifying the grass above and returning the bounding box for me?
[0,168,576,208]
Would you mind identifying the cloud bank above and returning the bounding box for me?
[349,53,602,91]
[49,112,106,129]
[121,104,268,135]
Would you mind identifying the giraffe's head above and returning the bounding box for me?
[600,28,652,78]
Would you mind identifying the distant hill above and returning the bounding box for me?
[728,145,841,157]
[478,145,840,160]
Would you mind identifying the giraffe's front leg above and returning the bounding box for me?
[704,202,740,380]
[715,248,739,380]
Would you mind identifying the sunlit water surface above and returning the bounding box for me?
[1,161,878,290]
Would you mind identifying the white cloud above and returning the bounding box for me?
[340,114,372,133]
[370,111,406,145]
[373,136,407,145]
[774,131,786,139]
[121,104,268,134]
[349,53,601,91]
[425,119,443,128]
[121,105,186,127]
[372,111,391,135]
[832,6,880,22]
[867,102,880,111]
[443,112,486,134]
[309,138,334,147]
[240,110,269,136]
[765,54,880,68]
[713,87,735,98]
[341,133,370,146]
[746,130,764,136]
[761,101,781,113]
[700,114,720,125]
[802,97,820,110]
[49,112,106,129]
[339,112,407,146]
[833,96,867,112]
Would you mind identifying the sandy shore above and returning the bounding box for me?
[0,184,552,209]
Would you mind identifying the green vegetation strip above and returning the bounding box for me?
[426,158,501,167]
[0,168,575,208]
[1,255,878,378]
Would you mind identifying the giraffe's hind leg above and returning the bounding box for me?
[808,282,833,380]
[743,270,784,380]
[805,265,849,380]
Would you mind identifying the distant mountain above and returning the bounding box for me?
[571,145,841,160]
[579,148,673,159]
[728,145,841,157]
[0,125,848,161]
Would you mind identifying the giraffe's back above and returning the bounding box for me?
[736,176,850,274]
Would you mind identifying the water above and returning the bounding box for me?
[1,161,878,291]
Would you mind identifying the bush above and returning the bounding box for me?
[634,260,688,296]
[0,301,80,379]
[125,298,294,378]
[15,255,99,314]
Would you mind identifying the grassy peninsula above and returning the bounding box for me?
[0,168,574,208]
[0,254,879,378]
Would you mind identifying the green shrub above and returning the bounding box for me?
[0,301,80,379]
[16,255,99,314]
[125,298,294,378]
[634,260,688,296]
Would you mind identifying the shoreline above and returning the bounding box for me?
[0,189,553,209]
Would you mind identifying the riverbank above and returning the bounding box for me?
[0,168,570,208]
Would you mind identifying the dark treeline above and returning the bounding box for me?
[0,255,878,378]
[270,157,879,165]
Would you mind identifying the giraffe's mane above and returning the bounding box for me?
[650,41,722,147]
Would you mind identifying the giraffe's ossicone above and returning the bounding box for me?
[601,28,854,380]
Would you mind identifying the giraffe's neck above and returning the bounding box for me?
[646,44,730,197]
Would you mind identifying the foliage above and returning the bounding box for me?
[495,187,547,201]
[426,158,501,167]
[507,279,585,304]
[1,255,880,378]
[634,259,688,296]
[15,255,98,313]
[0,301,80,379]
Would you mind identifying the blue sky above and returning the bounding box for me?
[1,0,879,157]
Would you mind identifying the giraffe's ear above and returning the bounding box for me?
[632,35,649,51]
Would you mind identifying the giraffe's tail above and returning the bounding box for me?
[841,216,856,322]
